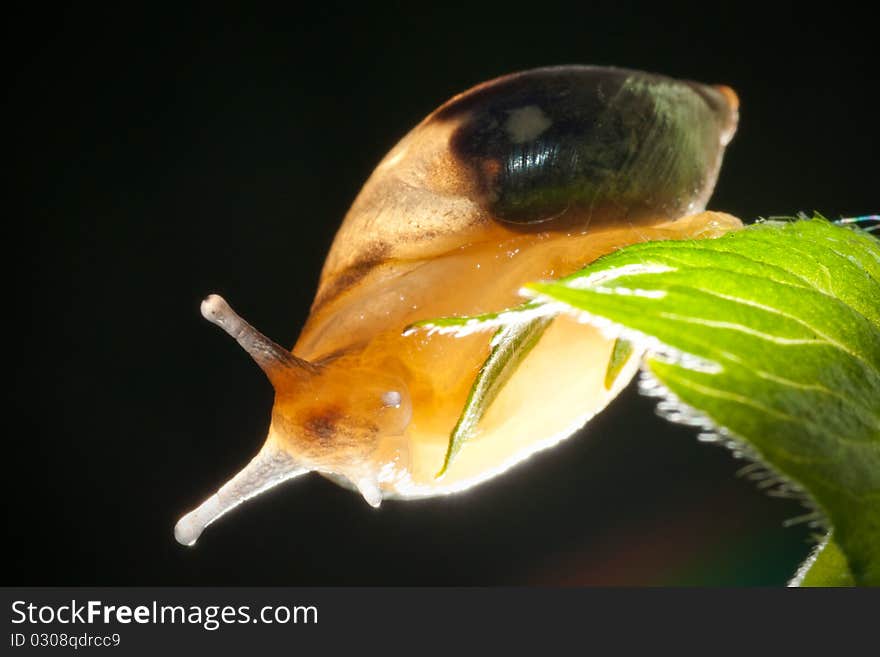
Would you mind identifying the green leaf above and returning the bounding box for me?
[605,338,634,390]
[790,534,856,587]
[404,301,543,337]
[436,316,553,477]
[605,338,633,390]
[525,217,880,586]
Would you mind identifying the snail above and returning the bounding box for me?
[174,65,741,546]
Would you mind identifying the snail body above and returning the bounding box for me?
[175,66,741,546]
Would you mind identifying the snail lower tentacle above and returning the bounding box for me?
[174,441,309,547]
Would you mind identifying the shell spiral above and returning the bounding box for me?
[311,66,738,323]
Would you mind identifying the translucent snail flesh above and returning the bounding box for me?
[175,65,741,546]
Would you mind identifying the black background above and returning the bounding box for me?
[9,3,877,585]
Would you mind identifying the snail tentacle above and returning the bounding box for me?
[174,442,309,546]
[200,294,317,383]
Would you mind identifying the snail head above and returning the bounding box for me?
[173,294,411,546]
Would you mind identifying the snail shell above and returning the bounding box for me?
[175,65,741,546]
